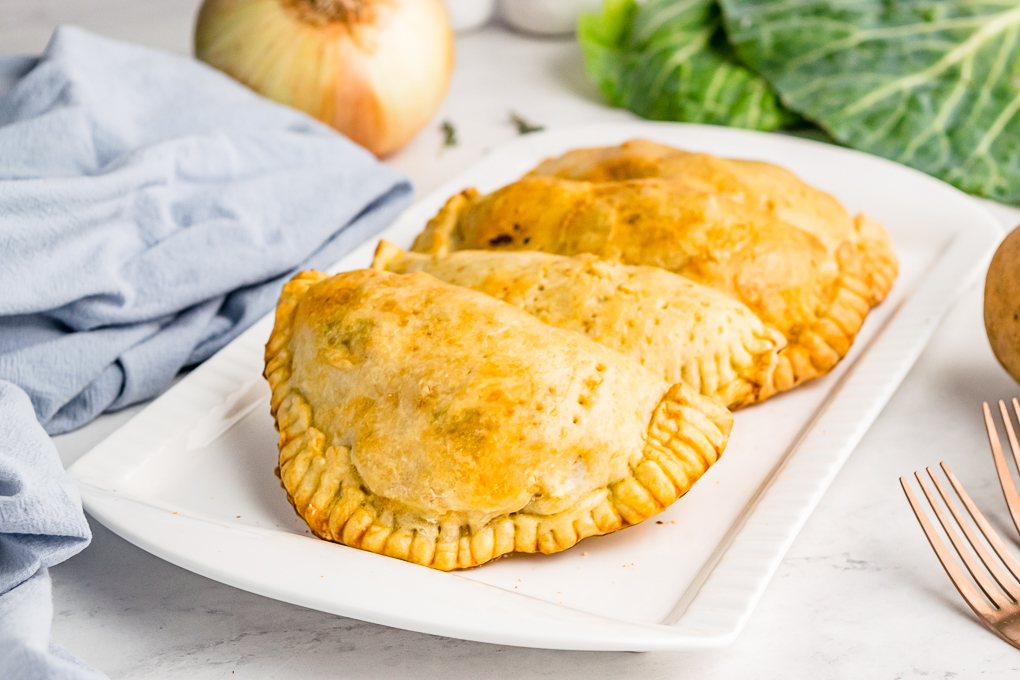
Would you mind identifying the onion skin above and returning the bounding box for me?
[195,0,454,157]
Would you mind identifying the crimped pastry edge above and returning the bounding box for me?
[263,270,732,571]
[410,189,476,255]
[852,214,899,306]
[769,217,898,392]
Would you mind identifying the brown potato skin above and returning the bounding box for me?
[985,225,1020,383]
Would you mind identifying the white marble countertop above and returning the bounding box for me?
[9,2,1020,677]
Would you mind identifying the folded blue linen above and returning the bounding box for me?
[1,569,106,680]
[0,380,102,680]
[0,25,415,679]
[0,25,413,434]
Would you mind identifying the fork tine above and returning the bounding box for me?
[914,471,1010,607]
[927,466,1020,602]
[901,477,998,619]
[1001,400,1020,464]
[1010,398,1020,451]
[941,462,1020,585]
[1005,399,1020,529]
[984,402,1020,537]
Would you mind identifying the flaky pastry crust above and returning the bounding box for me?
[264,269,732,570]
[373,241,785,408]
[527,139,897,308]
[410,176,891,392]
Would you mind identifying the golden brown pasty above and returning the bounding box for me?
[373,240,785,409]
[528,139,897,307]
[264,268,732,570]
[410,176,885,392]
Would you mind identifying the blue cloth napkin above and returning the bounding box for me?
[0,25,413,435]
[0,25,414,679]
[0,381,103,680]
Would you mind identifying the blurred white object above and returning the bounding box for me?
[499,0,602,35]
[444,0,496,32]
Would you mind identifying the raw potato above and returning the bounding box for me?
[985,225,1020,383]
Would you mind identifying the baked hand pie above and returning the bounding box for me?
[264,268,732,570]
[410,176,890,392]
[528,139,898,307]
[373,240,785,409]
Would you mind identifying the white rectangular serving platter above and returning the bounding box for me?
[68,123,1002,651]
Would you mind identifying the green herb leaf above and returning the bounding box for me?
[510,111,545,134]
[578,0,794,131]
[440,120,457,148]
[721,0,1020,203]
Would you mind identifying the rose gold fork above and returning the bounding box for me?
[983,399,1020,537]
[899,399,1020,648]
[901,463,1020,648]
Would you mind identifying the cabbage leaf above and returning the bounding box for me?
[721,0,1020,203]
[579,0,794,131]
